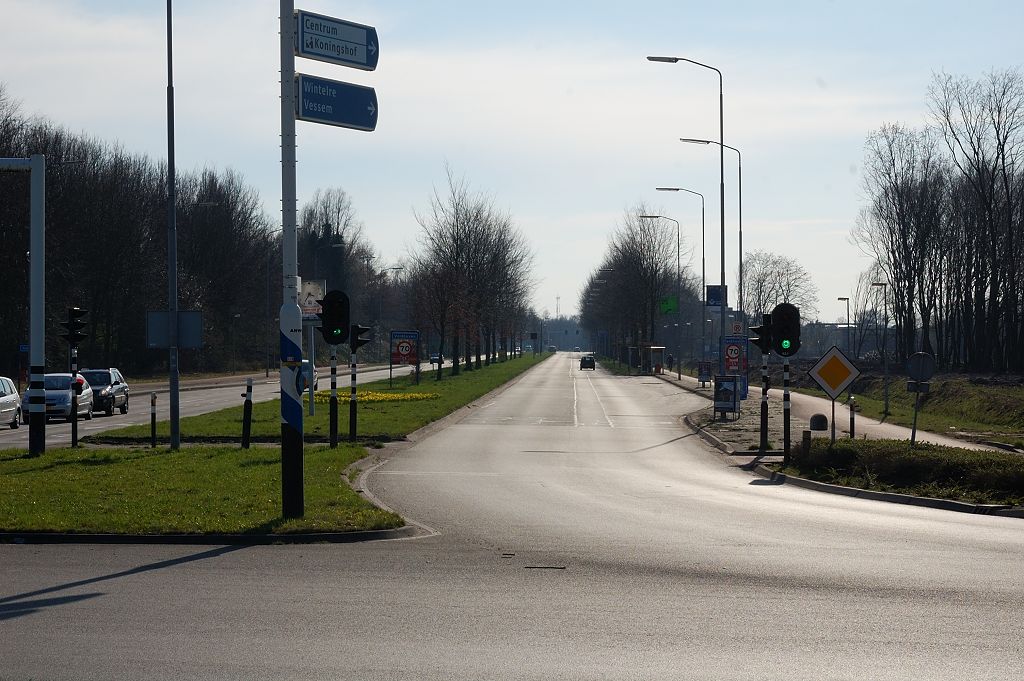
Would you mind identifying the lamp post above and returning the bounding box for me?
[838,295,851,402]
[639,215,682,379]
[656,187,705,363]
[679,138,742,324]
[870,282,890,416]
[837,296,851,354]
[648,55,726,376]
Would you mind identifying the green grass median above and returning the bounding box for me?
[0,444,400,535]
[94,354,548,443]
[1,354,547,537]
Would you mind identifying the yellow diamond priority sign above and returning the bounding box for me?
[808,346,860,400]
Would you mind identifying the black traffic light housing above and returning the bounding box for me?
[350,324,372,353]
[750,314,773,354]
[61,307,88,346]
[771,302,801,357]
[316,290,350,345]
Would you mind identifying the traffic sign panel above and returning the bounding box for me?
[295,11,379,71]
[808,345,860,400]
[296,74,378,132]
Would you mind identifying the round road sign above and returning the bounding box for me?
[396,340,413,356]
[906,352,935,382]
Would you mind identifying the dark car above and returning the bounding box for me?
[80,368,130,416]
[580,355,596,370]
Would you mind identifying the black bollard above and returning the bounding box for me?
[241,377,253,449]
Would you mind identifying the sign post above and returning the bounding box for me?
[282,2,380,516]
[808,346,861,445]
[906,352,935,445]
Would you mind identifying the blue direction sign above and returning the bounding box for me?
[295,74,378,132]
[295,10,378,71]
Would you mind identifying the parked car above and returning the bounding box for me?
[21,373,93,422]
[579,355,596,370]
[430,352,441,365]
[0,376,21,429]
[80,368,130,416]
[300,359,319,392]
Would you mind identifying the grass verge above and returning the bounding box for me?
[0,444,401,535]
[93,354,548,443]
[777,438,1024,506]
[2,354,547,536]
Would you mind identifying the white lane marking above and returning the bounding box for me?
[573,368,579,428]
[586,370,614,428]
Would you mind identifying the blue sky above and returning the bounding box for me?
[3,1,1022,322]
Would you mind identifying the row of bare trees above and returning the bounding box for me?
[854,69,1024,371]
[579,206,696,362]
[0,84,536,380]
[580,206,819,365]
[407,168,537,377]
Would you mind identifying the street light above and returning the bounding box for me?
[639,215,682,380]
[838,295,851,402]
[837,296,851,354]
[679,138,742,324]
[648,55,726,376]
[870,282,890,416]
[656,187,705,363]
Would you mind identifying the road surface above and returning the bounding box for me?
[2,354,1022,679]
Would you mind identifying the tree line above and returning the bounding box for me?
[579,205,817,365]
[854,68,1024,372]
[0,85,537,381]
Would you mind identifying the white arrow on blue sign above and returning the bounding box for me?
[295,10,378,71]
[295,74,377,132]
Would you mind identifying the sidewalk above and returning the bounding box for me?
[656,371,1001,454]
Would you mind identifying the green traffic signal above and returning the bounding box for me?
[781,339,791,350]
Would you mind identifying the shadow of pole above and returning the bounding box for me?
[0,544,248,617]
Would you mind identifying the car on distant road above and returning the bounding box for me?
[430,352,441,365]
[21,373,93,422]
[80,368,130,416]
[579,355,596,370]
[300,359,319,392]
[0,376,21,428]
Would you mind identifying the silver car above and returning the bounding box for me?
[0,376,21,429]
[21,373,94,422]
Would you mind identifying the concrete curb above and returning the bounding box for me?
[748,464,1023,517]
[0,525,423,545]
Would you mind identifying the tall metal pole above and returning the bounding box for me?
[656,186,705,363]
[29,155,45,455]
[166,0,180,449]
[717,70,726,378]
[280,0,304,517]
[872,282,889,416]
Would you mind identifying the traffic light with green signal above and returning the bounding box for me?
[770,302,801,357]
[749,314,773,354]
[316,290,350,345]
[350,324,372,353]
[60,307,88,346]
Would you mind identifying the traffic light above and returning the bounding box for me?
[771,302,801,357]
[60,307,88,346]
[350,324,372,353]
[750,314,772,354]
[316,290,350,345]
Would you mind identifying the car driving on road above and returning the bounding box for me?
[579,354,596,370]
[80,368,130,416]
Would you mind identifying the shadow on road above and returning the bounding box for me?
[0,544,248,621]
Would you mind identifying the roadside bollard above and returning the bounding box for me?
[241,378,253,449]
[849,395,856,439]
[150,392,157,448]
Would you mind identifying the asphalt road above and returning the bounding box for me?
[2,354,1023,680]
[0,364,421,450]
